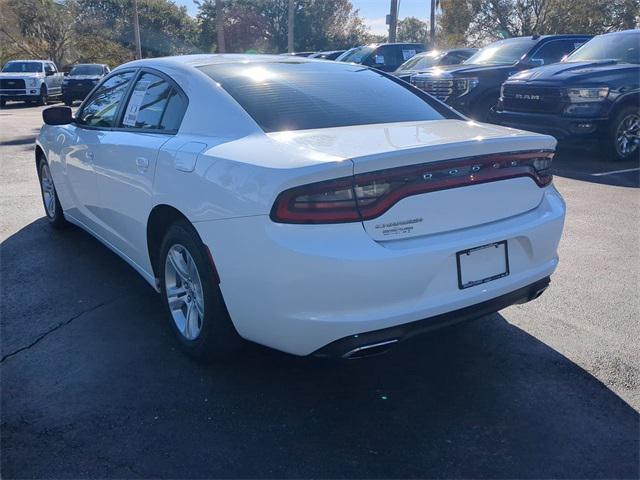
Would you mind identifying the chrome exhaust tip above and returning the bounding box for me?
[342,339,399,359]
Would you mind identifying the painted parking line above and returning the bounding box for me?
[591,167,640,177]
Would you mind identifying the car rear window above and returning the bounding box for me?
[198,61,453,132]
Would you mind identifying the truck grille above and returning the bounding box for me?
[0,79,26,90]
[411,77,454,101]
[501,85,565,114]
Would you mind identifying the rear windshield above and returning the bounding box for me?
[2,62,42,73]
[70,65,104,76]
[198,61,452,132]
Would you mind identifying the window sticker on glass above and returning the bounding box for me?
[402,49,417,61]
[375,55,385,64]
[123,80,151,127]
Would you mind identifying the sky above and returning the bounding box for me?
[173,0,433,35]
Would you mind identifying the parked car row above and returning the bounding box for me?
[4,30,639,160]
[408,30,639,161]
[0,60,110,107]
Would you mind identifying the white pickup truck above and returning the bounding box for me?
[0,59,64,106]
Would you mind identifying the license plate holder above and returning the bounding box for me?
[456,241,509,289]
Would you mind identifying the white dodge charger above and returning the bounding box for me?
[36,55,565,360]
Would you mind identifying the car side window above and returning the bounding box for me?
[120,72,184,131]
[159,89,188,131]
[44,63,55,74]
[531,40,584,65]
[367,45,401,71]
[77,71,135,128]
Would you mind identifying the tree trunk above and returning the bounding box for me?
[216,0,225,53]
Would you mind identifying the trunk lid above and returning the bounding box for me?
[344,120,555,241]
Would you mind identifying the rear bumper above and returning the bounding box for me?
[493,109,608,140]
[194,186,565,356]
[314,276,550,358]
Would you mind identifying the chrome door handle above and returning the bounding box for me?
[136,156,149,173]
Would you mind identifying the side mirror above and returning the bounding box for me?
[45,70,55,76]
[528,58,544,67]
[43,106,73,125]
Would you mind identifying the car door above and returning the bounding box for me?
[67,70,137,231]
[91,70,188,272]
[44,62,62,95]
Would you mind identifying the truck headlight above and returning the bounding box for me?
[454,77,479,96]
[26,78,38,87]
[567,87,609,102]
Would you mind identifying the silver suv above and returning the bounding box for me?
[0,60,64,106]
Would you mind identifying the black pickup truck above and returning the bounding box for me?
[494,30,640,161]
[411,35,591,120]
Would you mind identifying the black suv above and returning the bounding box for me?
[337,43,426,72]
[62,63,110,105]
[411,35,591,120]
[495,30,640,161]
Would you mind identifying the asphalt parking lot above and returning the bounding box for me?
[1,103,639,479]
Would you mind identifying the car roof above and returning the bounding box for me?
[599,29,639,36]
[117,54,337,75]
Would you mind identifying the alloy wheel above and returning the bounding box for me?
[164,244,205,340]
[40,163,56,218]
[616,113,640,157]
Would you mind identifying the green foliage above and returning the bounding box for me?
[463,0,640,43]
[196,0,371,54]
[1,0,199,68]
[397,17,428,44]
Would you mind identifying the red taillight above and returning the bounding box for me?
[271,150,554,224]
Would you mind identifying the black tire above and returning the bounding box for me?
[472,95,499,123]
[605,105,640,162]
[37,157,67,228]
[158,220,243,361]
[38,85,49,106]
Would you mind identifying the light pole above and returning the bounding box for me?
[388,0,398,43]
[133,0,142,59]
[287,0,294,53]
[429,0,436,47]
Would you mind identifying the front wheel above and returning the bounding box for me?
[606,106,640,162]
[159,220,242,361]
[38,85,49,106]
[38,159,66,228]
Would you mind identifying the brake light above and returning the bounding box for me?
[271,150,554,224]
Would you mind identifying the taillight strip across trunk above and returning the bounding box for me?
[271,150,554,224]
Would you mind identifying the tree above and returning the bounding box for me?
[465,0,640,43]
[397,17,428,44]
[196,0,372,54]
[75,0,199,59]
[438,0,473,47]
[0,0,75,66]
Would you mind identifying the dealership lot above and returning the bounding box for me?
[1,104,638,478]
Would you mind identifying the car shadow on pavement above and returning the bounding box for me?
[1,219,639,479]
[553,144,639,188]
